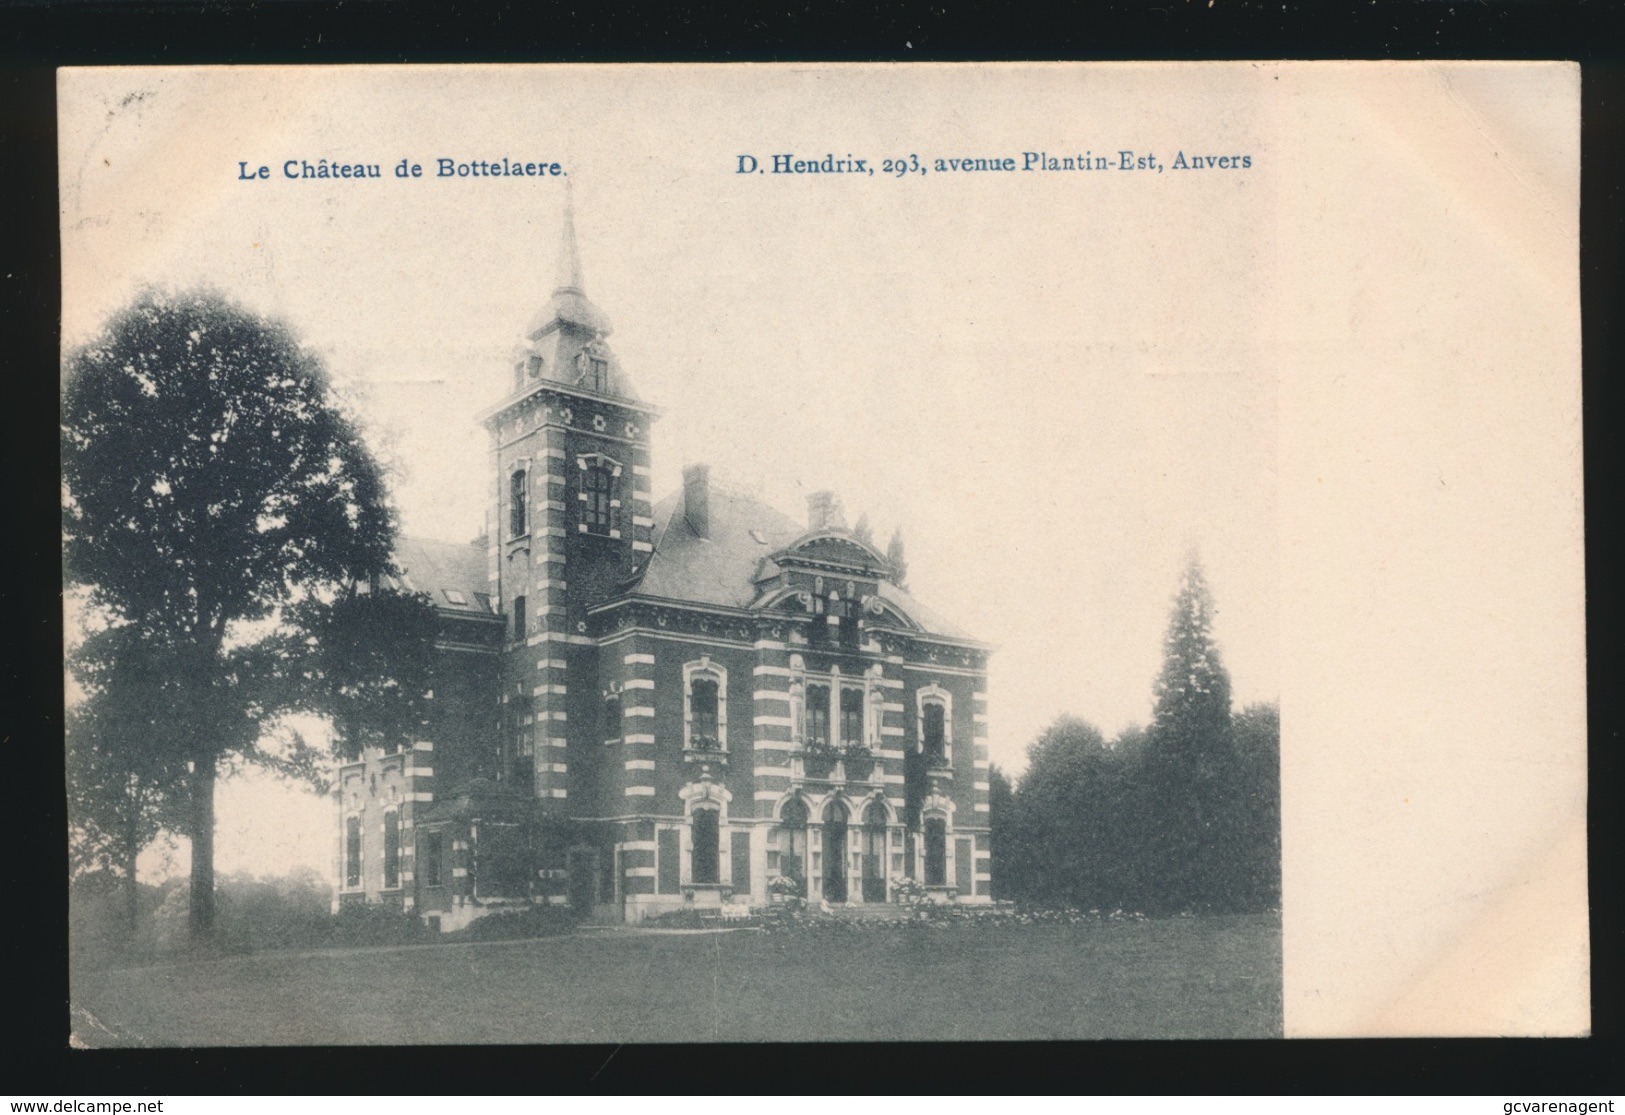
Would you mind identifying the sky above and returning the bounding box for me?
[61,65,1278,883]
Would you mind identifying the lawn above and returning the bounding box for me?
[70,912,1281,1045]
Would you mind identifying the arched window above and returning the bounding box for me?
[603,693,622,741]
[691,807,720,884]
[582,464,615,533]
[805,684,830,747]
[689,677,719,745]
[344,815,363,889]
[383,810,401,889]
[924,816,948,887]
[823,799,850,903]
[840,687,865,749]
[922,701,946,762]
[512,595,526,640]
[509,469,528,537]
[778,798,809,888]
[684,659,727,751]
[862,799,889,903]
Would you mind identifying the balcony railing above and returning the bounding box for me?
[789,747,879,785]
[684,734,727,764]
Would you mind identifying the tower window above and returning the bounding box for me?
[577,349,609,392]
[604,693,622,741]
[528,354,544,380]
[512,595,527,639]
[509,469,528,537]
[582,464,615,534]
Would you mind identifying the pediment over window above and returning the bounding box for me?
[776,531,888,571]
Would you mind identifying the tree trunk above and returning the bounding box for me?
[188,759,216,943]
[122,810,141,943]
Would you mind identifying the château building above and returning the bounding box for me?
[335,207,993,927]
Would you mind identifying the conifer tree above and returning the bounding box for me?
[886,527,909,589]
[1139,554,1240,912]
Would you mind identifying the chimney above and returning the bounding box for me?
[807,490,848,532]
[683,463,711,539]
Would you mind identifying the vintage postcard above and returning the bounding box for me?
[59,62,1586,1044]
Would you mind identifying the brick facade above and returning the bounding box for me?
[337,208,992,927]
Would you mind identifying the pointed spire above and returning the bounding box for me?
[525,186,612,340]
[555,180,584,295]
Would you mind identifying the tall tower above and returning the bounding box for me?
[478,199,661,812]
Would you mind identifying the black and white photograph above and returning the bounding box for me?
[58,63,1586,1046]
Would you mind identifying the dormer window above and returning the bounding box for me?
[836,594,861,648]
[509,469,528,537]
[576,349,609,393]
[527,355,544,380]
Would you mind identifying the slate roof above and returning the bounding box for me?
[627,482,974,641]
[633,484,805,609]
[389,536,498,617]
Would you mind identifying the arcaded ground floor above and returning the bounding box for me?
[70,912,1281,1045]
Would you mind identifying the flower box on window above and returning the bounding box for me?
[838,745,875,782]
[802,749,837,780]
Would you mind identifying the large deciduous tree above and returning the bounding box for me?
[1005,717,1135,909]
[271,585,440,763]
[66,628,189,941]
[62,289,397,942]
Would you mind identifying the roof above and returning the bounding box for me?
[876,578,972,641]
[626,482,975,641]
[632,484,805,609]
[389,536,497,617]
